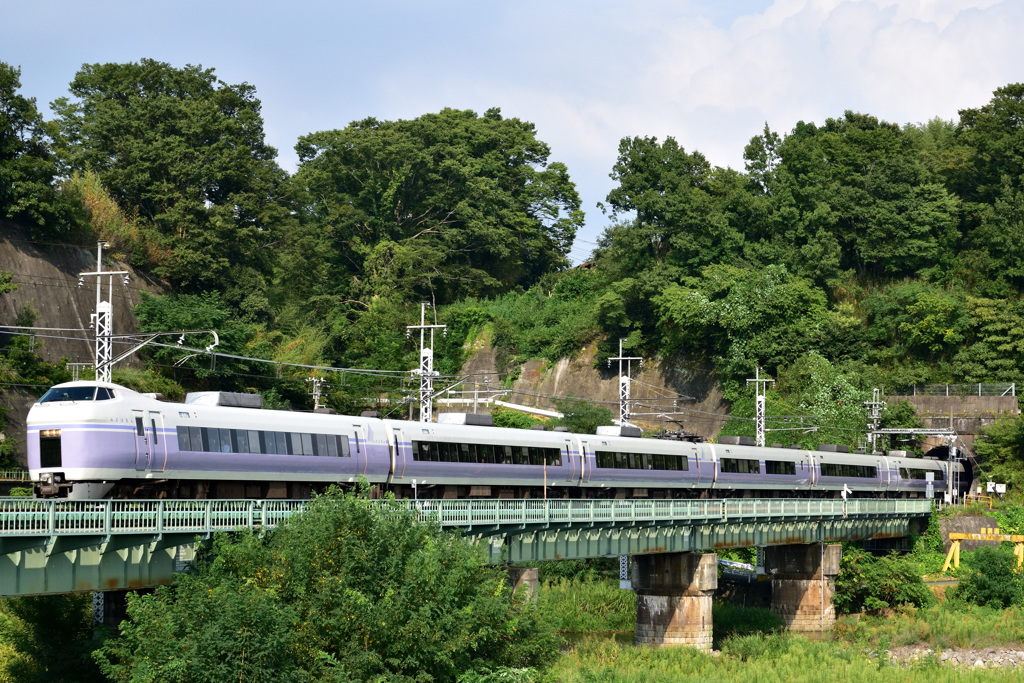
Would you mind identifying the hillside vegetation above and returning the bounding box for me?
[3,59,1024,460]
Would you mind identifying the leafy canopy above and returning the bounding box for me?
[51,58,288,307]
[285,108,583,309]
[94,487,559,682]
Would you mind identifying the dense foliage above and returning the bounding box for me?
[93,487,559,682]
[9,56,1024,426]
[0,64,76,237]
[50,59,289,320]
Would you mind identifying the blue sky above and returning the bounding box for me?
[3,0,1022,263]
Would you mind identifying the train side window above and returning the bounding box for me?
[207,428,220,453]
[222,428,234,453]
[680,456,689,472]
[478,444,495,464]
[236,430,249,453]
[314,433,327,457]
[96,387,112,400]
[721,457,760,474]
[177,426,191,451]
[190,427,203,452]
[337,435,350,457]
[822,463,877,478]
[765,460,796,476]
[549,448,561,466]
[248,430,261,454]
[301,433,314,456]
[135,417,145,436]
[414,441,429,461]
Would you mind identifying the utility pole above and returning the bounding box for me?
[306,377,330,411]
[78,241,129,383]
[407,303,445,422]
[608,338,642,425]
[863,388,886,454]
[746,367,774,448]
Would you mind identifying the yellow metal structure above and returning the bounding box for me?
[942,527,1024,572]
[963,494,994,509]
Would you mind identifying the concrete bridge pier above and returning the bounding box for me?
[632,552,717,650]
[506,565,539,600]
[765,543,841,633]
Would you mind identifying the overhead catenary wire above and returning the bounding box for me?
[0,326,886,438]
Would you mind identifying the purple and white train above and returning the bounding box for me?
[26,380,970,500]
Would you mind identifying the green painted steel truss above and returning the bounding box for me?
[0,497,931,596]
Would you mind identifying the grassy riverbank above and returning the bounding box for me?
[546,635,1015,682]
[530,578,1024,682]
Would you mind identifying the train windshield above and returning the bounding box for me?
[37,386,114,403]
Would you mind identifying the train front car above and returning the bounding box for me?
[28,381,140,497]
[28,381,392,498]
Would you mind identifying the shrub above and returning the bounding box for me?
[95,485,560,681]
[951,546,1024,609]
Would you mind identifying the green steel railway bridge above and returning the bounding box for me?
[0,496,932,647]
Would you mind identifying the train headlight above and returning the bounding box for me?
[41,429,62,438]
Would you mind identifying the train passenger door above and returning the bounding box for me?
[352,424,367,476]
[391,427,407,478]
[563,439,575,481]
[878,456,890,491]
[133,410,150,471]
[150,412,166,471]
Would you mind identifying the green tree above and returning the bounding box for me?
[0,594,105,682]
[51,59,288,311]
[285,108,583,311]
[133,291,272,391]
[0,62,75,238]
[973,414,1024,495]
[952,546,1024,608]
[550,399,614,435]
[762,113,959,280]
[654,264,833,395]
[94,487,559,681]
[603,136,744,279]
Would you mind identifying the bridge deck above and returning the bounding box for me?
[0,497,932,596]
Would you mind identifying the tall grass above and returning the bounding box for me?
[538,579,635,633]
[712,602,783,642]
[836,604,1024,650]
[545,636,1015,682]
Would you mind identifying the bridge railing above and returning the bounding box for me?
[0,497,933,538]
[404,497,932,528]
